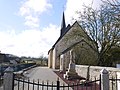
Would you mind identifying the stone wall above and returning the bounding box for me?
[49,21,98,69]
[56,22,84,56]
[54,22,97,68]
[48,49,53,68]
[76,65,120,80]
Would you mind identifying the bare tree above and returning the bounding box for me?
[75,0,120,66]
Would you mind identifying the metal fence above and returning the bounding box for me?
[0,75,3,86]
[13,78,120,90]
[3,68,120,90]
[109,74,120,90]
[14,78,101,90]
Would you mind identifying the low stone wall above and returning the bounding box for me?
[75,65,120,80]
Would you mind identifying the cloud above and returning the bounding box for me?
[24,15,39,28]
[0,24,60,57]
[19,0,52,28]
[65,0,102,24]
[1,0,105,58]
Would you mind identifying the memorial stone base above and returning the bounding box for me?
[64,62,78,80]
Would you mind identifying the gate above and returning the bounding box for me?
[14,78,101,90]
[3,68,120,90]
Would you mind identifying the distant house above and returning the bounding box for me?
[6,54,21,64]
[22,59,35,63]
[48,12,98,69]
[0,53,9,63]
[10,60,18,64]
[0,53,20,64]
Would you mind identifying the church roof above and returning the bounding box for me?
[48,13,94,54]
[48,22,72,54]
[52,21,78,49]
[51,21,93,48]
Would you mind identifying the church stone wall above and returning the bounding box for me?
[56,22,84,55]
[64,51,70,69]
[48,49,53,68]
[52,46,61,69]
[49,22,98,69]
[55,22,97,64]
[52,48,57,69]
[74,41,98,65]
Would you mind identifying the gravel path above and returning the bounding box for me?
[23,66,65,83]
[14,66,72,90]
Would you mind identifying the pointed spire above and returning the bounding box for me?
[61,12,66,29]
[60,12,66,36]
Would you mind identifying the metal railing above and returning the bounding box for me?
[0,75,3,86]
[109,75,120,90]
[13,73,120,90]
[14,78,101,90]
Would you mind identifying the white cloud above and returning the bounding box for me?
[24,16,39,28]
[65,0,102,24]
[19,0,52,28]
[1,0,106,58]
[0,24,60,57]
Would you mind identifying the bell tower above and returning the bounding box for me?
[60,12,66,36]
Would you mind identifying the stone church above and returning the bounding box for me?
[48,12,98,70]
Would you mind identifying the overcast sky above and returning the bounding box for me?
[0,0,103,57]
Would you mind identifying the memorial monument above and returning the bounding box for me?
[64,49,78,79]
